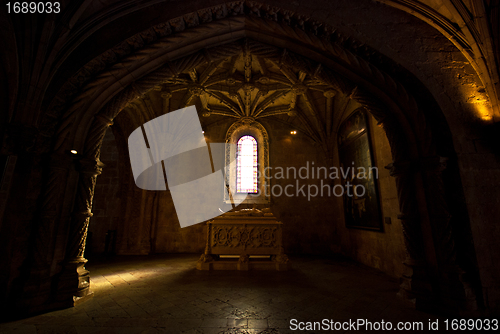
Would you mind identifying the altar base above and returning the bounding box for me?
[197,214,290,271]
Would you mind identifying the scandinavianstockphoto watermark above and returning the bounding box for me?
[250,161,378,201]
[128,105,379,227]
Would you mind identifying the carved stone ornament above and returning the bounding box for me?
[212,225,278,248]
[197,214,290,271]
[41,0,434,163]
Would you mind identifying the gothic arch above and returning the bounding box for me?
[30,2,479,314]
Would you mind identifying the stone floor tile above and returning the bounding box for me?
[0,255,445,334]
[201,318,227,327]
[0,324,37,334]
[226,318,248,328]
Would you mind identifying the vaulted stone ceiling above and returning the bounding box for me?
[122,46,342,145]
[2,0,498,135]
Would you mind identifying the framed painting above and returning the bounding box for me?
[338,109,383,231]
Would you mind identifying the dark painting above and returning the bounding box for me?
[338,110,383,231]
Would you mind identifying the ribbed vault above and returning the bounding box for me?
[122,42,344,156]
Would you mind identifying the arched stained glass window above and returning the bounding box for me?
[236,135,258,193]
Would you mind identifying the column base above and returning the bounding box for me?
[56,258,92,304]
[74,291,94,306]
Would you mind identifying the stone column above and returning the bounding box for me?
[385,160,434,307]
[56,158,103,305]
[387,157,477,313]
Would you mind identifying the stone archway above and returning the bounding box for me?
[28,2,478,315]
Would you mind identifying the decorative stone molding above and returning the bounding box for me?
[212,224,278,248]
[375,0,499,118]
[41,1,435,160]
[66,159,104,259]
[54,158,104,305]
[83,114,115,161]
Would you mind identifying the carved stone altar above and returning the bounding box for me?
[197,208,290,271]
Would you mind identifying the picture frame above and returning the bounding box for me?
[338,109,383,231]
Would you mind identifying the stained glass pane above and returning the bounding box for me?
[236,135,258,193]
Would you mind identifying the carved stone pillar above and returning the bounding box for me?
[385,161,434,306]
[56,158,103,305]
[84,115,114,160]
[56,113,112,305]
[387,157,477,313]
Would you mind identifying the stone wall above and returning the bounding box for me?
[334,112,406,278]
[90,113,405,279]
[261,120,338,255]
[107,117,340,256]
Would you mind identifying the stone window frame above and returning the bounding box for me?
[224,118,270,205]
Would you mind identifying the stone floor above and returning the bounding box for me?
[0,254,447,333]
